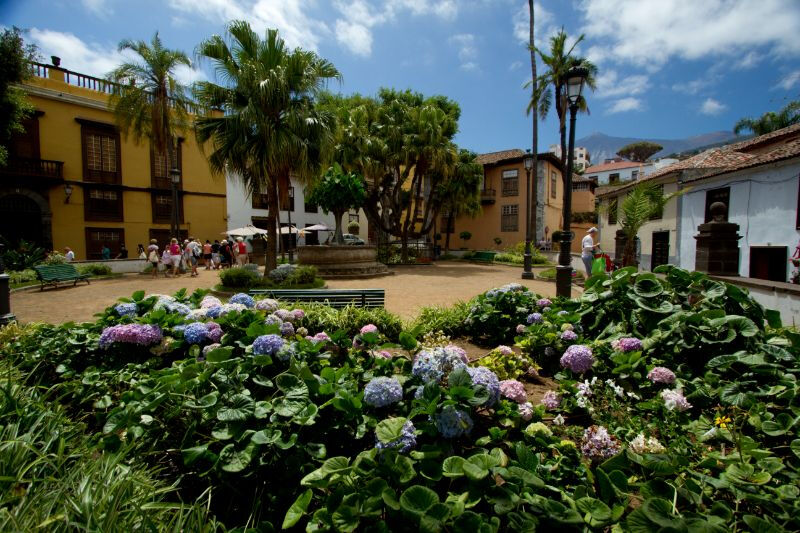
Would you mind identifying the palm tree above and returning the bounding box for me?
[108,33,191,238]
[527,0,539,247]
[618,183,683,267]
[734,101,800,136]
[529,29,597,169]
[441,149,482,252]
[194,21,339,272]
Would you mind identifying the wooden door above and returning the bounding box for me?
[651,231,669,270]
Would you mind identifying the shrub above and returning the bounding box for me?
[347,221,360,234]
[43,251,67,265]
[76,263,113,276]
[219,267,261,288]
[459,231,471,242]
[8,269,36,284]
[296,303,404,341]
[268,263,296,283]
[493,252,524,265]
[243,263,261,274]
[464,283,538,345]
[537,267,584,281]
[285,265,318,286]
[1,239,45,270]
[410,301,471,338]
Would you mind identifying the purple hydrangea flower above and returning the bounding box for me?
[467,366,500,406]
[363,377,403,407]
[292,309,305,321]
[280,321,295,337]
[496,345,513,356]
[537,298,552,308]
[661,388,692,411]
[265,314,283,326]
[561,330,578,342]
[581,425,621,461]
[435,405,473,438]
[500,379,527,403]
[99,324,162,349]
[114,303,137,317]
[612,337,643,352]
[648,366,676,384]
[254,298,278,312]
[200,295,222,308]
[375,420,416,453]
[253,334,285,355]
[527,313,543,324]
[306,332,331,344]
[519,402,534,421]
[206,322,223,343]
[229,293,255,308]
[274,309,296,323]
[443,345,468,364]
[183,322,210,344]
[360,324,378,335]
[540,390,561,410]
[560,345,594,373]
[516,324,526,334]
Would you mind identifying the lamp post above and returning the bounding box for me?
[170,167,181,240]
[0,244,15,325]
[287,186,294,263]
[522,149,535,279]
[555,66,588,298]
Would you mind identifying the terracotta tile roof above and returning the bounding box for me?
[476,149,525,165]
[583,160,642,174]
[597,124,800,198]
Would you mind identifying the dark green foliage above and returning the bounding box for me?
[616,141,663,162]
[76,263,113,276]
[410,301,472,338]
[1,238,45,270]
[306,164,366,244]
[0,27,36,166]
[219,267,261,288]
[285,265,318,285]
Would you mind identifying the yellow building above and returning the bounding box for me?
[451,150,564,250]
[0,59,227,259]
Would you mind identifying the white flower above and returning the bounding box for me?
[553,414,565,426]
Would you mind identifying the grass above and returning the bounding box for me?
[408,300,473,338]
[536,267,585,281]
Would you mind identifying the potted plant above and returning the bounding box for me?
[459,231,472,250]
[347,221,360,235]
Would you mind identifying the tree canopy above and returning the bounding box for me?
[734,101,800,136]
[306,164,366,244]
[0,27,37,166]
[616,141,663,162]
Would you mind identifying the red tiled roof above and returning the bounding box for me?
[583,160,642,174]
[476,149,525,165]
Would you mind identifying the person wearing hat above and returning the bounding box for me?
[581,227,599,276]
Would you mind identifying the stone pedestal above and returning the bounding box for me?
[297,245,390,278]
[695,202,741,276]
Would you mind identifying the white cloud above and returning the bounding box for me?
[509,60,523,71]
[82,0,111,17]
[606,97,643,114]
[700,97,727,115]
[672,77,714,95]
[594,69,649,98]
[334,20,373,56]
[449,33,479,72]
[777,70,800,90]
[513,1,558,49]
[734,51,763,69]
[28,28,205,86]
[579,0,800,69]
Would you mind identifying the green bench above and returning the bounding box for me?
[249,289,385,308]
[471,251,497,262]
[33,264,91,291]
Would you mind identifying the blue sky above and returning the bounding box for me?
[2,0,799,154]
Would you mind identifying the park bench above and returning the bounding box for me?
[471,251,497,262]
[248,288,385,308]
[33,264,91,291]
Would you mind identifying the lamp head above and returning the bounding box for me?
[566,66,589,105]
[523,148,534,171]
[170,167,181,184]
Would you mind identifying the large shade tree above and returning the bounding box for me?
[323,89,474,261]
[734,101,800,136]
[194,21,339,272]
[617,141,663,162]
[0,27,37,167]
[108,33,191,237]
[305,163,366,245]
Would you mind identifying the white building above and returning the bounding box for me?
[549,144,590,171]
[226,174,369,253]
[585,157,678,185]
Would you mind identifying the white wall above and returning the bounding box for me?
[678,160,800,278]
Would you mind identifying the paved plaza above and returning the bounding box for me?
[10,262,576,324]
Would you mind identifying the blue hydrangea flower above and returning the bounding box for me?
[280,321,295,337]
[265,314,283,326]
[375,421,417,453]
[276,342,297,362]
[183,322,209,344]
[253,334,285,355]
[229,293,255,308]
[412,351,444,383]
[435,405,473,438]
[467,366,501,406]
[364,377,403,407]
[527,312,543,324]
[114,302,137,317]
[205,305,223,318]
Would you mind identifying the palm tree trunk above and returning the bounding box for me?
[529,0,539,242]
[265,179,279,274]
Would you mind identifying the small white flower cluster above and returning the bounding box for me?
[629,433,666,454]
[605,378,625,398]
[575,377,597,409]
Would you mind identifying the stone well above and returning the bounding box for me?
[297,245,390,278]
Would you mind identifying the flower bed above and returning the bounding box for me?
[0,264,798,531]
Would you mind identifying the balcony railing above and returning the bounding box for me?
[0,157,64,180]
[481,188,496,204]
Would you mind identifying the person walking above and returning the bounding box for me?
[235,237,248,266]
[222,240,233,268]
[203,240,213,269]
[64,247,75,262]
[137,244,146,259]
[115,244,128,259]
[185,237,200,277]
[211,239,221,270]
[581,227,599,277]
[101,244,111,260]
[169,238,182,277]
[147,240,160,278]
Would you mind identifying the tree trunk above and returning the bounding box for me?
[264,179,279,274]
[400,226,409,263]
[621,231,637,267]
[333,209,345,245]
[529,0,539,243]
[444,212,454,251]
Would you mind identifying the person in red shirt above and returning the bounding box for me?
[168,238,181,276]
[235,237,249,266]
[203,240,213,269]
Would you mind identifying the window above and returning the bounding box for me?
[305,201,318,213]
[550,171,557,199]
[704,187,730,222]
[79,120,121,184]
[85,227,124,260]
[252,190,269,209]
[631,170,639,181]
[501,204,519,232]
[609,173,620,185]
[149,228,186,246]
[649,185,664,220]
[85,187,123,222]
[150,141,181,190]
[151,192,183,224]
[348,212,359,223]
[608,197,618,225]
[501,169,519,196]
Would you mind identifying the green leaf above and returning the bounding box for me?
[442,456,466,478]
[331,505,360,532]
[400,485,439,514]
[219,443,254,472]
[282,489,312,529]
[131,290,145,301]
[762,413,794,436]
[742,515,784,533]
[205,346,233,362]
[376,417,407,444]
[633,274,664,297]
[185,391,218,409]
[216,394,254,421]
[765,309,783,328]
[399,331,418,351]
[181,444,209,466]
[576,497,612,527]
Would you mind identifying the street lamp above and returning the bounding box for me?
[521,149,535,280]
[287,186,294,263]
[170,166,181,240]
[0,243,15,325]
[555,66,588,298]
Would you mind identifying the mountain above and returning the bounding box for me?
[577,131,742,165]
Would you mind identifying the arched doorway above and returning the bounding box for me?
[0,191,51,250]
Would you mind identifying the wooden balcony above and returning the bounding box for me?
[481,188,496,204]
[0,157,64,181]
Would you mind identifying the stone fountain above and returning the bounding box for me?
[297,245,390,278]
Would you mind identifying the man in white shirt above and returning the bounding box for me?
[64,247,75,262]
[581,227,599,276]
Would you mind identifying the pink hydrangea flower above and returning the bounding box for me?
[360,324,378,335]
[661,388,692,411]
[611,337,643,352]
[518,402,533,420]
[540,390,560,410]
[499,379,527,403]
[516,324,526,334]
[647,366,676,384]
[560,345,594,373]
[496,345,513,356]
